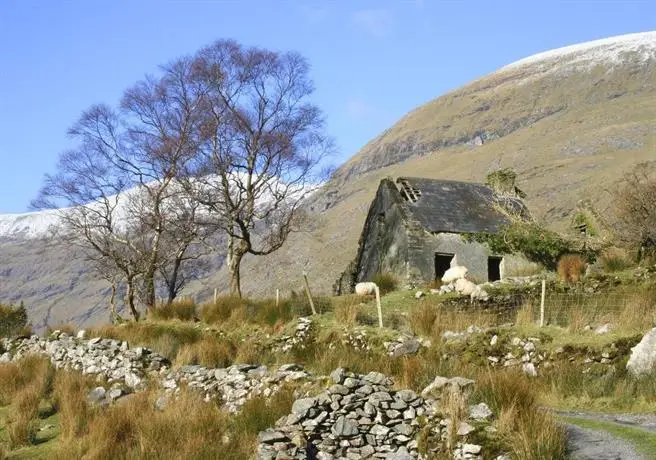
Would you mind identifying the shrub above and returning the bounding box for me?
[464,222,592,270]
[372,273,397,295]
[600,251,632,273]
[149,298,197,321]
[557,254,586,283]
[0,302,30,338]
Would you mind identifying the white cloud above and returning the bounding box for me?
[351,8,393,38]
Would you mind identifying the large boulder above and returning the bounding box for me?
[627,327,656,375]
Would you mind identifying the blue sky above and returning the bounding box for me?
[1,1,654,213]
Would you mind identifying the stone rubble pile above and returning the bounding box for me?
[485,335,546,377]
[257,369,498,460]
[384,336,429,358]
[273,318,314,353]
[162,363,312,412]
[0,331,170,390]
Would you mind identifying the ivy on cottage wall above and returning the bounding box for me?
[462,222,597,270]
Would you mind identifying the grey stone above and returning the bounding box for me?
[258,430,289,444]
[457,422,475,436]
[155,395,169,411]
[343,377,361,388]
[292,397,317,417]
[278,363,303,372]
[522,362,537,377]
[108,388,124,401]
[330,368,346,384]
[363,372,390,386]
[87,387,107,404]
[469,402,493,421]
[329,384,350,395]
[627,327,656,375]
[462,443,482,454]
[392,423,413,436]
[124,372,142,388]
[370,424,390,437]
[331,416,359,438]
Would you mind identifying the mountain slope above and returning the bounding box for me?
[1,31,655,329]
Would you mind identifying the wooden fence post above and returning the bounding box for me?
[213,288,218,304]
[303,272,317,315]
[540,280,546,327]
[276,289,280,307]
[375,285,383,328]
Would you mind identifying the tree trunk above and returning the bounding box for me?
[125,277,140,321]
[166,255,183,304]
[143,268,157,308]
[227,238,247,298]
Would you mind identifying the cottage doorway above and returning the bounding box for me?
[488,256,502,281]
[434,253,455,280]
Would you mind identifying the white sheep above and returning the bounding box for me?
[454,278,477,296]
[442,265,468,283]
[355,282,378,296]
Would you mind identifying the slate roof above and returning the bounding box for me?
[395,177,526,234]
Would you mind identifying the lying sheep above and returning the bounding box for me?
[355,282,378,296]
[441,266,468,283]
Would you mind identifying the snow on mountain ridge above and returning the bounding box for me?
[501,31,656,72]
[0,210,61,239]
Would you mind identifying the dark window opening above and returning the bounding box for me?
[575,223,588,237]
[488,256,502,282]
[435,253,455,280]
[398,179,421,203]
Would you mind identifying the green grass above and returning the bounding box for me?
[0,406,61,459]
[562,415,656,458]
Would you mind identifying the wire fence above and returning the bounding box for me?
[434,284,656,331]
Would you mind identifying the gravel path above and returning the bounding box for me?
[565,423,646,460]
[554,410,656,459]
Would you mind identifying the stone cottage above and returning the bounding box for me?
[334,177,534,294]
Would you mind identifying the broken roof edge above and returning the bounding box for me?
[386,176,531,234]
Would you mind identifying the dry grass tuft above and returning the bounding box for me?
[53,371,94,440]
[53,386,297,459]
[149,298,197,321]
[475,370,567,459]
[441,386,468,451]
[558,254,586,283]
[0,356,52,448]
[175,336,237,368]
[408,302,438,337]
[334,299,358,328]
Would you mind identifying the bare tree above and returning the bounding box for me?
[33,57,209,318]
[609,162,656,261]
[32,131,145,320]
[185,40,332,296]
